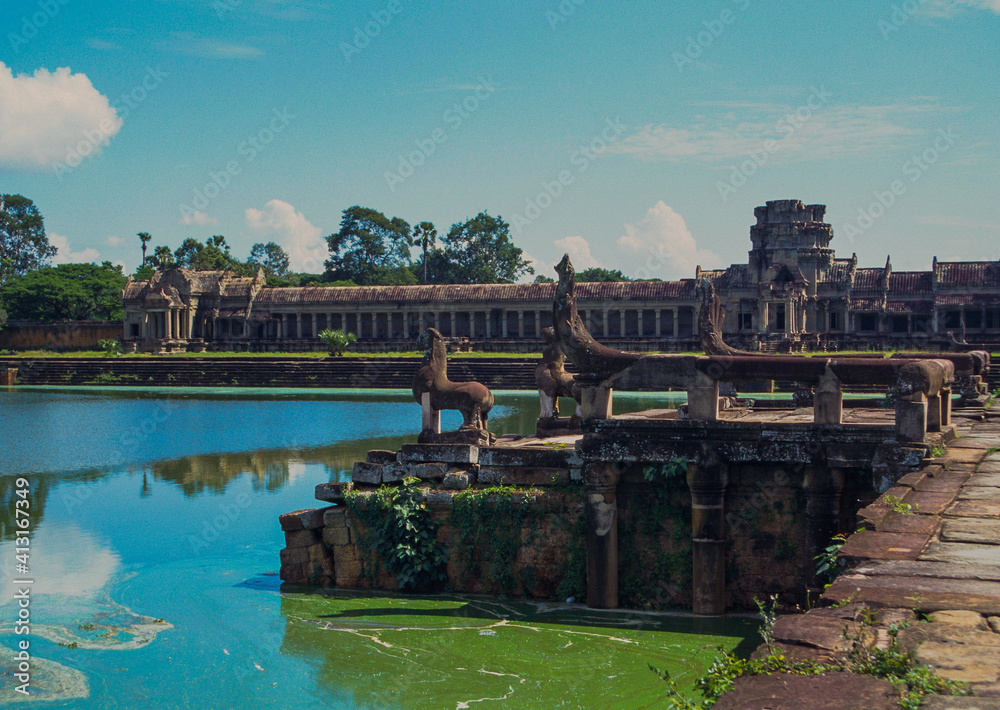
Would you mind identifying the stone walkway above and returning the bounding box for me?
[720,409,1000,708]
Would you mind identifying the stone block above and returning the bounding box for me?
[478,446,572,469]
[366,449,397,464]
[352,462,383,485]
[323,526,351,547]
[279,507,330,531]
[279,563,307,585]
[927,609,988,630]
[332,544,358,564]
[945,499,1000,518]
[989,616,1000,634]
[380,462,407,484]
[280,547,309,565]
[915,472,970,493]
[334,558,362,580]
[316,482,353,503]
[323,507,347,527]
[398,443,478,464]
[878,512,939,536]
[284,529,321,549]
[839,531,930,561]
[477,466,570,486]
[406,462,450,480]
[715,673,900,710]
[426,491,455,508]
[443,472,471,490]
[904,491,957,515]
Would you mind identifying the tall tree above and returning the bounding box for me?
[413,221,437,284]
[325,206,413,285]
[138,232,152,265]
[151,245,176,269]
[442,212,534,284]
[248,242,290,278]
[0,262,127,321]
[0,195,56,284]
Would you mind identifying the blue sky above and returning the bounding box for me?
[1,0,998,280]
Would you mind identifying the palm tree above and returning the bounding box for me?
[317,328,357,356]
[138,232,152,265]
[413,222,437,284]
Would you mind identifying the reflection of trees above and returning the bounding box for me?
[0,470,105,543]
[150,450,292,496]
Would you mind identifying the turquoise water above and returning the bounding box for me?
[0,387,756,708]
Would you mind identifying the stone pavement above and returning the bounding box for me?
[719,410,1000,708]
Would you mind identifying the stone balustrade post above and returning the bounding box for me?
[579,382,613,421]
[686,444,728,615]
[421,392,441,435]
[814,364,843,425]
[687,371,719,421]
[895,392,928,443]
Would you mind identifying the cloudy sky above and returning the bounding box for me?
[1,0,998,280]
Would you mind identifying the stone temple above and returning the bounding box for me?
[122,199,1000,352]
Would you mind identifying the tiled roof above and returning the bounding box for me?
[827,260,854,284]
[852,268,884,292]
[935,261,1000,286]
[253,280,697,307]
[888,272,932,295]
[936,294,1000,307]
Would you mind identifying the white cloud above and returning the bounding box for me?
[245,199,325,272]
[105,235,125,246]
[179,211,219,226]
[50,233,101,265]
[554,236,601,269]
[615,202,720,280]
[606,101,930,163]
[0,62,122,168]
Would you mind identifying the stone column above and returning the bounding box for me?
[803,465,845,588]
[518,311,525,339]
[434,312,441,332]
[895,393,928,443]
[687,371,720,421]
[686,444,728,615]
[501,312,508,338]
[655,310,662,337]
[295,313,302,339]
[584,461,620,609]
[311,313,317,338]
[450,312,457,338]
[602,309,609,338]
[485,312,492,338]
[165,310,173,339]
[814,364,842,425]
[578,375,613,421]
[637,310,644,337]
[759,302,769,335]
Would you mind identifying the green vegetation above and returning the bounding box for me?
[815,532,852,584]
[882,494,918,514]
[0,262,127,321]
[344,477,447,591]
[317,328,357,356]
[929,444,947,459]
[98,338,122,357]
[451,486,544,595]
[655,597,970,709]
[0,194,55,285]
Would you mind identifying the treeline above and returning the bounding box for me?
[0,194,638,325]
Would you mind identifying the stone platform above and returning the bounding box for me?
[718,408,1000,708]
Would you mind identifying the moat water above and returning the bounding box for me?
[0,387,758,708]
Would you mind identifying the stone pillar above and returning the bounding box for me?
[941,387,952,426]
[518,311,525,339]
[584,461,620,609]
[686,444,728,615]
[687,371,720,421]
[637,310,643,337]
[485,312,492,338]
[434,312,441,332]
[803,465,845,587]
[450,312,457,338]
[421,392,441,434]
[165,310,173,339]
[311,313,317,338]
[602,309,609,338]
[579,378,613,421]
[927,391,943,432]
[814,364,842,425]
[759,302,769,334]
[895,393,928,443]
[501,312,508,338]
[655,310,662,337]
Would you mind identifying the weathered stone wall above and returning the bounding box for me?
[0,321,122,350]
